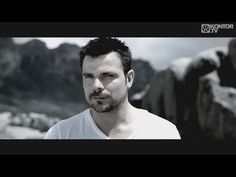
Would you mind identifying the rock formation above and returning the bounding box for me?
[142,45,230,139]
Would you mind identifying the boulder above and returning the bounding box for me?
[142,47,226,139]
[197,71,236,139]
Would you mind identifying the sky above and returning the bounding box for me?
[13,37,233,70]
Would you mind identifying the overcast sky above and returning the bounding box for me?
[13,37,233,70]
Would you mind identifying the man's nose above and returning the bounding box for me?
[93,78,104,91]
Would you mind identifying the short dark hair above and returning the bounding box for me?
[79,37,132,74]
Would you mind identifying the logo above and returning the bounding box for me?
[201,24,234,33]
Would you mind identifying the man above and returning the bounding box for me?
[44,37,181,139]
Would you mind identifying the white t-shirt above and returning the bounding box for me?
[44,109,181,139]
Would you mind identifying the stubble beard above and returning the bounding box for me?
[87,94,127,113]
[91,101,115,113]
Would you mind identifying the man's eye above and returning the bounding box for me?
[104,74,114,78]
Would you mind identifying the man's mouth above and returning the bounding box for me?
[93,96,107,100]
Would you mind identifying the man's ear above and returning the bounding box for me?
[126,69,135,89]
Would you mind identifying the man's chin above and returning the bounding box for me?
[92,105,114,113]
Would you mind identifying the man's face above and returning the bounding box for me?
[82,51,133,113]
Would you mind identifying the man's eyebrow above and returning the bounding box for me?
[82,72,117,76]
[102,71,117,74]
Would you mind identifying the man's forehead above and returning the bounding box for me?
[83,52,123,70]
[84,51,121,62]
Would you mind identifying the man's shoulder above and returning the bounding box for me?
[137,109,175,127]
[136,109,181,139]
[57,109,90,127]
[44,109,91,139]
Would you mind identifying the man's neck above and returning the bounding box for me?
[90,99,138,138]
